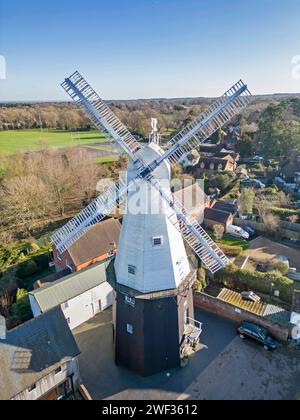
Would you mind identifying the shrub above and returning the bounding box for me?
[221,180,241,200]
[12,289,32,323]
[24,241,40,255]
[219,245,243,257]
[214,264,295,303]
[33,253,50,270]
[17,259,39,279]
[194,268,208,292]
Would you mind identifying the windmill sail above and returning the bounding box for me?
[148,176,230,273]
[62,71,141,161]
[54,72,252,274]
[51,178,135,254]
[147,80,252,170]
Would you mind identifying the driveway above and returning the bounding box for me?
[246,237,300,270]
[74,308,300,401]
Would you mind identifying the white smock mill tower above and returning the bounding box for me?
[52,72,252,376]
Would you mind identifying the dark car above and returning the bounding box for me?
[241,179,266,189]
[237,322,277,351]
[243,226,256,237]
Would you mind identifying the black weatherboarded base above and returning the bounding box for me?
[113,285,194,377]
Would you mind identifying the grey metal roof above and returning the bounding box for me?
[0,308,80,400]
[30,259,113,313]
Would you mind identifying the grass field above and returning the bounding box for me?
[0,129,109,153]
[95,156,119,164]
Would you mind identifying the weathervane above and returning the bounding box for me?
[149,118,161,145]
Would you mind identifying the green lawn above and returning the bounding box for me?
[210,233,250,251]
[95,156,119,164]
[0,129,109,153]
[221,235,250,251]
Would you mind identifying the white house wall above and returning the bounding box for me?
[61,282,113,330]
[30,282,113,331]
[29,294,42,318]
[12,359,80,401]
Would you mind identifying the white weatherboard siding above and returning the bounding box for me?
[62,282,113,330]
[12,359,80,401]
[30,282,113,331]
[115,143,191,293]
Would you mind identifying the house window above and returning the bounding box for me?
[128,265,136,276]
[57,253,62,262]
[153,236,163,247]
[127,324,134,335]
[63,302,69,310]
[28,384,37,393]
[65,259,73,270]
[55,367,62,375]
[125,295,135,307]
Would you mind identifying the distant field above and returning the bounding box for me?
[0,129,109,153]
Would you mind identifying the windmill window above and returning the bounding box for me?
[153,236,163,247]
[127,324,134,335]
[128,265,136,276]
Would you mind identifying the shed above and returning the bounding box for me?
[204,207,234,229]
[30,259,114,330]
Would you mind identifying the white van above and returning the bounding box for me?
[226,224,250,240]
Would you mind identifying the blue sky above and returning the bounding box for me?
[0,0,300,101]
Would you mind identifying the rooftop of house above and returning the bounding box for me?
[199,144,219,154]
[213,201,237,215]
[174,182,209,212]
[204,207,233,224]
[0,308,80,400]
[66,218,121,267]
[218,288,291,326]
[30,259,113,313]
[197,156,235,171]
[34,269,71,290]
[281,156,300,179]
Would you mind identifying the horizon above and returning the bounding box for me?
[0,0,300,102]
[0,91,300,105]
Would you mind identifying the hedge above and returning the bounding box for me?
[271,207,300,221]
[214,264,295,304]
[219,245,243,257]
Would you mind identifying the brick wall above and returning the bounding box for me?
[194,292,291,342]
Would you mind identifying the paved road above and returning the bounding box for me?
[74,308,300,400]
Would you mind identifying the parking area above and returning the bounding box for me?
[73,308,300,401]
[246,236,300,271]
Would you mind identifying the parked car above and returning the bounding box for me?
[241,292,261,303]
[226,224,250,240]
[237,322,277,351]
[251,155,264,162]
[242,226,256,237]
[241,179,266,189]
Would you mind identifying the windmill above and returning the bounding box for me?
[52,72,252,376]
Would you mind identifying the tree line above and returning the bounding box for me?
[0,148,127,241]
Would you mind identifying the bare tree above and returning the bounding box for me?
[0,288,12,318]
[213,224,225,242]
[239,188,255,214]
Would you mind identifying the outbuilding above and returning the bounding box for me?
[30,259,114,330]
[204,207,234,230]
